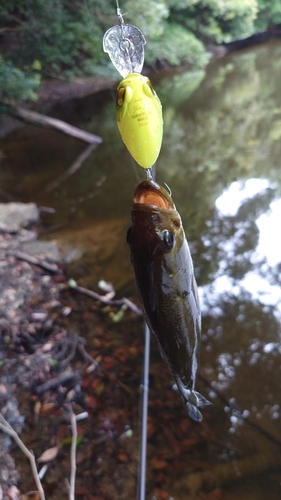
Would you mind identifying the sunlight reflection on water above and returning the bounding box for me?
[201,178,281,317]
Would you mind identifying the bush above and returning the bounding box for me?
[0,55,40,103]
[0,0,279,104]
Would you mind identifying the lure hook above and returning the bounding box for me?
[146,168,153,181]
[164,182,172,196]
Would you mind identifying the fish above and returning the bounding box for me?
[127,180,211,422]
[116,73,163,169]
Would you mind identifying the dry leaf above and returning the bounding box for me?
[19,492,40,500]
[37,446,58,463]
[7,486,20,500]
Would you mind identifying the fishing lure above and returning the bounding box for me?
[103,9,163,169]
[116,73,163,169]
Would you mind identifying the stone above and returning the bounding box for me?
[0,202,39,230]
[20,240,61,263]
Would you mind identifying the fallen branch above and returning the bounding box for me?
[198,371,281,448]
[0,415,46,500]
[76,339,99,371]
[57,334,100,374]
[184,452,281,496]
[46,143,97,192]
[12,107,103,145]
[68,280,143,316]
[34,370,80,396]
[13,250,62,274]
[0,410,83,500]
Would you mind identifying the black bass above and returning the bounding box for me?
[127,180,211,422]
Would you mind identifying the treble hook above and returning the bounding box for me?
[164,182,172,196]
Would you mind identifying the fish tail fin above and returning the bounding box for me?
[185,390,212,422]
[185,401,203,422]
[176,381,212,422]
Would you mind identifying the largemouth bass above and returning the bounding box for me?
[127,180,211,422]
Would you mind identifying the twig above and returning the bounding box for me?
[34,370,80,395]
[60,335,79,370]
[0,26,23,32]
[46,143,97,192]
[0,415,46,500]
[69,407,77,500]
[12,107,103,145]
[184,452,281,496]
[13,250,62,274]
[77,340,99,371]
[68,280,143,316]
[198,371,281,448]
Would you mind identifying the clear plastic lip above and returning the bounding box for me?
[103,23,146,78]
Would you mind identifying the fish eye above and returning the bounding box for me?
[161,229,175,249]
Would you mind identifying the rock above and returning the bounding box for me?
[0,202,39,230]
[20,240,61,263]
[50,218,131,288]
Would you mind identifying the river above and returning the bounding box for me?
[0,39,281,499]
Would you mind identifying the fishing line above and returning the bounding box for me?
[103,5,161,496]
[137,165,155,500]
[137,322,150,500]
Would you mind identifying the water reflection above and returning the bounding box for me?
[202,177,281,315]
[1,39,281,499]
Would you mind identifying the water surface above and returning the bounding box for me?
[1,39,281,499]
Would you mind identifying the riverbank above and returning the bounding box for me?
[1,36,281,500]
[24,25,281,111]
[0,201,143,500]
[1,26,281,141]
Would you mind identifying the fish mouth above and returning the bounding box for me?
[133,180,175,210]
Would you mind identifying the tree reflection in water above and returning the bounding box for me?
[1,38,281,500]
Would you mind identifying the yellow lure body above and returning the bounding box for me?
[116,73,163,169]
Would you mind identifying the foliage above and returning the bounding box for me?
[0,0,280,104]
[168,0,259,44]
[145,23,210,67]
[125,0,169,38]
[0,55,40,104]
[256,0,281,29]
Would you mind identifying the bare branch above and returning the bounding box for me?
[0,415,45,500]
[12,107,102,145]
[68,280,143,316]
[13,250,62,274]
[69,407,77,500]
[46,143,97,192]
[198,371,281,448]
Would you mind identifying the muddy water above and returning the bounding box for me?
[1,39,281,499]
